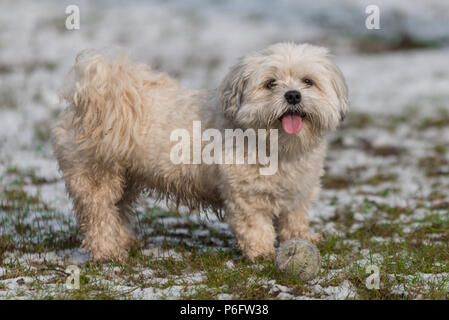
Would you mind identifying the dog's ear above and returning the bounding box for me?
[218,60,249,120]
[328,63,349,123]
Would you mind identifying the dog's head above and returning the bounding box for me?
[218,42,348,152]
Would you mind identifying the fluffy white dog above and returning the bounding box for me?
[53,42,348,262]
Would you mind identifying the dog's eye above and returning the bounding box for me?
[265,79,276,89]
[303,78,313,86]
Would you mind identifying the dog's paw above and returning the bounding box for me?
[243,245,275,262]
[89,248,129,263]
[83,238,133,263]
[278,229,322,244]
[302,232,322,244]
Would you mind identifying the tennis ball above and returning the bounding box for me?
[275,238,321,281]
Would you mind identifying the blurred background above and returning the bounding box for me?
[1,0,449,151]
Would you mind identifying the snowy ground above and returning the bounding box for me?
[0,0,448,299]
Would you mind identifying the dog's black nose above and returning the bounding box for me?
[284,90,301,105]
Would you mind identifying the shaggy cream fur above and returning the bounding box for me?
[53,43,348,262]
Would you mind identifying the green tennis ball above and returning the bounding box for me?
[275,239,321,281]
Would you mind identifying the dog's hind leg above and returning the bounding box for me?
[116,177,142,223]
[116,176,144,248]
[66,163,136,262]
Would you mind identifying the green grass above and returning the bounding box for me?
[2,196,447,299]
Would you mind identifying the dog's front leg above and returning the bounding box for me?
[225,196,276,261]
[276,203,321,243]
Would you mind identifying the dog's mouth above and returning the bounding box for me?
[279,110,306,135]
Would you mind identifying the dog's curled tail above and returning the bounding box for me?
[62,51,151,165]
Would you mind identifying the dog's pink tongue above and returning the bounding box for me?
[281,115,303,135]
